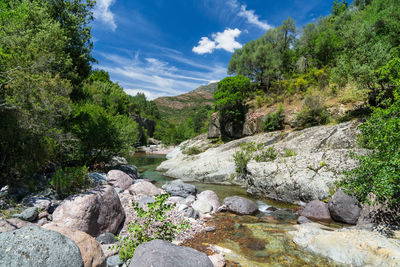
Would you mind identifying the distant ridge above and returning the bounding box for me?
[192,82,218,94]
[154,83,218,123]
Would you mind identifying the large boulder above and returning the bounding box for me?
[222,196,258,215]
[328,189,362,224]
[242,112,265,136]
[107,170,133,191]
[52,185,125,236]
[128,181,161,196]
[0,218,33,233]
[197,190,220,213]
[0,226,84,267]
[44,225,106,267]
[300,200,331,222]
[129,239,213,267]
[290,223,400,266]
[207,112,221,139]
[158,121,364,203]
[112,165,140,180]
[162,180,197,198]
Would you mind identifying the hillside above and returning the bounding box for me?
[192,82,218,93]
[154,86,215,123]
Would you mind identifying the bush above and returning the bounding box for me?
[50,166,88,198]
[295,94,329,128]
[114,194,190,261]
[339,58,400,207]
[263,104,285,132]
[233,150,252,175]
[182,146,202,156]
[254,147,278,162]
[282,149,297,157]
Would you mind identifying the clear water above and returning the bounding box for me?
[129,153,341,267]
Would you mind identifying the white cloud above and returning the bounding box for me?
[192,37,216,55]
[94,0,117,31]
[228,0,272,31]
[192,28,242,55]
[96,51,226,98]
[213,28,242,52]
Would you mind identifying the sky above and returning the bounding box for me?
[91,0,337,100]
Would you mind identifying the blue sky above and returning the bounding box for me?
[91,0,337,99]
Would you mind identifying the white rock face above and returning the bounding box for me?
[289,223,400,267]
[157,121,365,203]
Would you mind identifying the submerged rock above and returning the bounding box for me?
[129,239,213,267]
[328,189,361,224]
[0,226,84,267]
[222,196,258,215]
[290,223,400,266]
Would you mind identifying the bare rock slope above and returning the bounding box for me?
[157,121,364,203]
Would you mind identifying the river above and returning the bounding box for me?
[129,153,341,267]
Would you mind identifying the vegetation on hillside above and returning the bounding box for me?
[221,0,400,207]
[0,0,153,189]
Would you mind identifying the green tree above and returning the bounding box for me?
[214,76,251,139]
[340,57,400,207]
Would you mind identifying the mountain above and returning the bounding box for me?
[192,82,218,93]
[154,84,216,123]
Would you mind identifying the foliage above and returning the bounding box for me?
[214,76,251,139]
[0,1,142,188]
[233,151,253,175]
[339,58,400,206]
[50,166,88,198]
[114,194,190,261]
[182,146,203,156]
[254,147,278,162]
[233,142,278,174]
[263,104,285,132]
[282,149,297,157]
[295,94,329,128]
[227,0,400,106]
[69,103,138,164]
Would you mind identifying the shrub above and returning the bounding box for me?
[282,149,297,157]
[263,104,285,132]
[114,194,190,261]
[182,146,202,156]
[254,147,278,162]
[233,150,252,175]
[295,94,329,128]
[50,166,88,198]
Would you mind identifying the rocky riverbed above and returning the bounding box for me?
[1,152,400,267]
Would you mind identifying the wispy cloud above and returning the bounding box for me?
[94,0,117,31]
[228,0,272,31]
[96,51,226,99]
[193,28,242,55]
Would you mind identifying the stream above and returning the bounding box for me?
[129,153,342,267]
